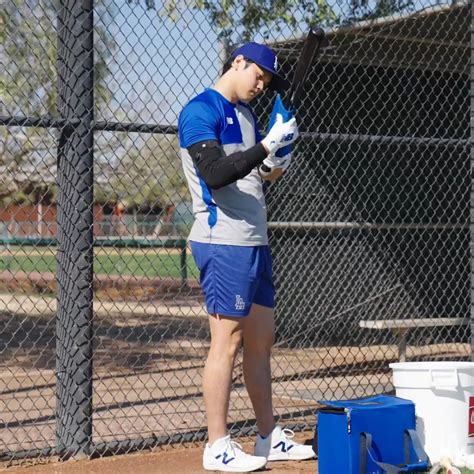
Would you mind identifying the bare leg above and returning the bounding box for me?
[203,314,243,444]
[242,303,276,437]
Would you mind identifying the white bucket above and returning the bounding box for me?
[390,361,474,463]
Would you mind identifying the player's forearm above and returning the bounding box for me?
[188,141,267,189]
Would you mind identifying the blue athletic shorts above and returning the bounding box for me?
[190,242,275,317]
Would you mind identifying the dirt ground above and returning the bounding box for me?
[1,271,469,473]
[3,435,318,474]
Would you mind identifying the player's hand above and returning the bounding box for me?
[261,114,299,155]
[259,153,291,178]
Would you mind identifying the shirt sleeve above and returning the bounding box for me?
[178,99,220,148]
[238,102,262,143]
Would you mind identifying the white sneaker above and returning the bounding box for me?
[254,425,316,461]
[203,435,267,472]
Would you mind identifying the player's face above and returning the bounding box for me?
[234,57,272,102]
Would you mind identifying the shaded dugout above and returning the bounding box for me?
[261,4,470,348]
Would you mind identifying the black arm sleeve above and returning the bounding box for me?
[188,140,267,189]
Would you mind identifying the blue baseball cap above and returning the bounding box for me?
[231,42,290,93]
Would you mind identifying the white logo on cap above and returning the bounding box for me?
[274,56,278,70]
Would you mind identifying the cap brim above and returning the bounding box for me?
[269,74,290,93]
[257,64,290,93]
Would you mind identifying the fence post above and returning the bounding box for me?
[471,0,474,361]
[56,0,94,457]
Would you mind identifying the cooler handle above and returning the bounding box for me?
[360,429,430,473]
[429,368,458,389]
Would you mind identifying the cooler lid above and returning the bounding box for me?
[318,394,413,411]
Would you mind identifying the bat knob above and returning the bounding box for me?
[313,27,325,39]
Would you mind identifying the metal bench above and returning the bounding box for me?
[359,317,468,362]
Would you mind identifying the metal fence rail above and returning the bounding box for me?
[0,0,471,466]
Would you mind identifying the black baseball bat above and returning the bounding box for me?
[261,27,328,174]
[286,27,329,110]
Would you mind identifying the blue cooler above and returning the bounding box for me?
[317,395,429,473]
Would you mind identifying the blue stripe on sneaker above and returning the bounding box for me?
[215,452,235,465]
[273,441,287,452]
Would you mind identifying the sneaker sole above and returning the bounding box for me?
[203,458,267,472]
[266,452,315,461]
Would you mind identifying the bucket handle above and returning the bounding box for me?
[359,429,430,473]
[429,368,458,389]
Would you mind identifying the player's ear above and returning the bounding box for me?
[232,55,245,70]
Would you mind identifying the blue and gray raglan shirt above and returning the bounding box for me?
[178,88,268,246]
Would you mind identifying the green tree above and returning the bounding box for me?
[131,0,414,43]
[0,0,116,205]
[95,133,189,210]
[347,0,415,23]
[130,0,337,42]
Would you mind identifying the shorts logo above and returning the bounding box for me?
[235,295,245,310]
[226,117,234,125]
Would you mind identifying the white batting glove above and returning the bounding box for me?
[261,113,299,155]
[259,153,292,177]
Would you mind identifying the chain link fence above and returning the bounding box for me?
[0,0,471,466]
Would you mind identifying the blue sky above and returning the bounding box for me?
[100,0,438,126]
[99,1,328,126]
[103,2,221,126]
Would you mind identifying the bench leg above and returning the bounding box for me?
[394,328,409,362]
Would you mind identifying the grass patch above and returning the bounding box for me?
[0,252,198,279]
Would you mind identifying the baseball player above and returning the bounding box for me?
[178,42,315,472]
